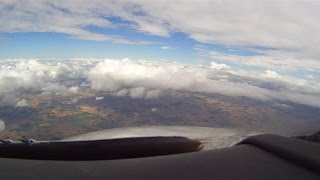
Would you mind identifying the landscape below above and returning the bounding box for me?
[0,89,319,140]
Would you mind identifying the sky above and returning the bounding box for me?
[0,1,319,64]
[0,0,320,108]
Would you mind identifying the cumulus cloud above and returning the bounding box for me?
[145,89,163,99]
[16,99,28,107]
[85,58,320,107]
[68,86,79,93]
[0,60,81,105]
[210,61,231,70]
[129,87,146,99]
[0,58,320,108]
[114,89,129,97]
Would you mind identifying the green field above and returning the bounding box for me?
[64,113,95,122]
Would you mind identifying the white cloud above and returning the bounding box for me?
[261,70,280,78]
[0,58,320,108]
[86,58,320,107]
[123,1,320,60]
[16,99,28,107]
[160,46,173,50]
[306,74,315,79]
[114,89,129,97]
[145,89,163,99]
[68,86,79,93]
[0,119,5,132]
[0,0,152,44]
[0,60,79,105]
[129,87,145,99]
[95,96,104,101]
[210,61,231,70]
[208,51,320,72]
[3,1,320,59]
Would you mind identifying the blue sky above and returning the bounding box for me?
[0,30,260,66]
[0,31,195,61]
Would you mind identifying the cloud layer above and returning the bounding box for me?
[1,59,320,108]
[2,1,320,58]
[0,60,87,105]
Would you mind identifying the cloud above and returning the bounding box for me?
[0,119,5,132]
[114,89,129,97]
[86,58,320,107]
[3,1,320,59]
[210,61,231,70]
[68,86,79,93]
[0,58,320,108]
[0,0,152,44]
[118,0,320,60]
[95,96,104,101]
[16,99,28,107]
[145,89,163,99]
[129,87,146,99]
[160,46,173,50]
[208,51,320,72]
[0,59,79,105]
